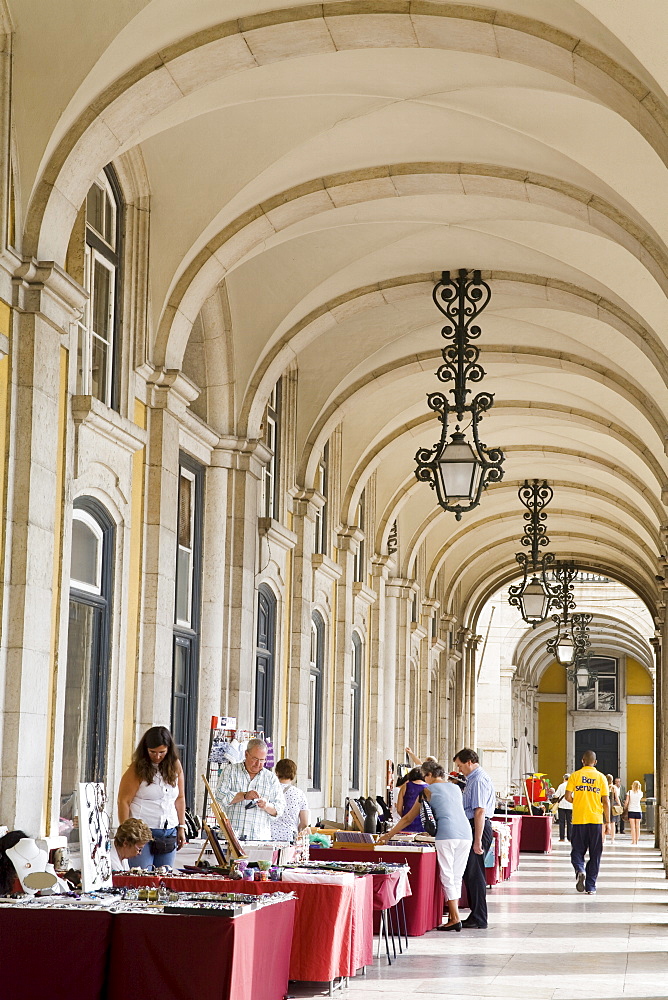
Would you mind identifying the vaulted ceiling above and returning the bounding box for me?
[13,0,668,623]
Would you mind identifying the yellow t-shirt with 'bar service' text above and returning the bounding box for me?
[566,766,609,824]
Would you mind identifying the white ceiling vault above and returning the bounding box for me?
[13,1,668,627]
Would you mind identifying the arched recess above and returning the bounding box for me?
[22,7,668,321]
[309,609,326,792]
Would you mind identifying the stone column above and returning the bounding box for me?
[500,663,518,792]
[0,262,84,832]
[331,527,361,804]
[196,459,229,774]
[419,599,438,755]
[216,436,270,726]
[386,579,414,761]
[286,490,322,779]
[457,627,471,748]
[368,555,390,785]
[139,369,198,731]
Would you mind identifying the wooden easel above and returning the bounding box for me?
[198,821,226,865]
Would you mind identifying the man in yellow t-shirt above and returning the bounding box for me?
[565,750,610,894]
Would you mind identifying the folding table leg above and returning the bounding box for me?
[381,909,392,965]
[399,897,408,949]
[390,904,403,954]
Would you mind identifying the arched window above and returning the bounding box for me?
[309,612,325,789]
[255,585,277,738]
[60,499,114,826]
[350,632,363,788]
[77,166,122,408]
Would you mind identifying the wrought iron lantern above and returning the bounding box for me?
[415,269,504,519]
[546,562,593,676]
[507,480,560,626]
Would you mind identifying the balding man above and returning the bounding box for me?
[565,750,610,894]
[216,738,284,841]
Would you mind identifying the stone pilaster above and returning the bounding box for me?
[385,578,415,761]
[368,554,390,787]
[287,490,323,780]
[330,527,360,802]
[216,435,271,726]
[139,369,199,732]
[419,599,439,755]
[0,261,84,832]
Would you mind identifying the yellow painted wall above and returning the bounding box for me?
[626,657,653,696]
[123,399,146,765]
[538,701,567,786]
[538,661,566,694]
[626,703,654,786]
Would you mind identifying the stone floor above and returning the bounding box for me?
[290,834,668,999]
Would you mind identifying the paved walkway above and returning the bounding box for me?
[292,835,668,999]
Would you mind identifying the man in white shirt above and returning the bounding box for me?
[553,773,573,842]
[216,738,285,841]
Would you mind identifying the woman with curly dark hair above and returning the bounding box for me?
[117,726,186,869]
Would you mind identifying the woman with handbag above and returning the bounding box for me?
[117,726,187,869]
[378,761,471,931]
[604,773,621,845]
[623,781,643,845]
[395,766,427,832]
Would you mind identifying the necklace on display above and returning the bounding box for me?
[10,840,43,869]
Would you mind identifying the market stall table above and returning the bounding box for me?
[106,896,295,1000]
[113,873,373,985]
[311,846,443,936]
[0,906,112,1000]
[518,813,552,853]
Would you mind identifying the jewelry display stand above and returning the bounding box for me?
[6,838,63,895]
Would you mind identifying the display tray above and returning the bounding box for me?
[164,902,250,917]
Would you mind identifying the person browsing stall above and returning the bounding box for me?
[117,725,187,869]
[270,758,310,842]
[454,748,496,930]
[216,737,284,840]
[378,761,471,931]
[110,818,153,871]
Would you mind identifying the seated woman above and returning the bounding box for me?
[110,818,153,871]
[379,761,471,931]
[270,759,310,842]
[395,767,427,833]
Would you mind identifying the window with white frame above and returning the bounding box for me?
[261,381,282,520]
[308,612,325,789]
[60,500,114,833]
[172,456,204,808]
[77,168,121,408]
[576,656,618,711]
[352,490,365,583]
[313,443,328,556]
[350,633,363,788]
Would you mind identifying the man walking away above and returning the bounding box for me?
[453,748,496,929]
[565,750,610,894]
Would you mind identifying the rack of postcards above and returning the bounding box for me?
[200,717,270,832]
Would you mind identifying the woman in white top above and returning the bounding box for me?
[117,726,186,869]
[624,781,644,845]
[269,759,310,842]
[109,818,153,870]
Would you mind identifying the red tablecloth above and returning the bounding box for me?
[371,868,411,910]
[518,814,552,852]
[310,847,443,935]
[0,908,112,1000]
[113,873,373,982]
[106,899,295,1000]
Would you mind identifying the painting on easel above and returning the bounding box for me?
[77,782,112,890]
